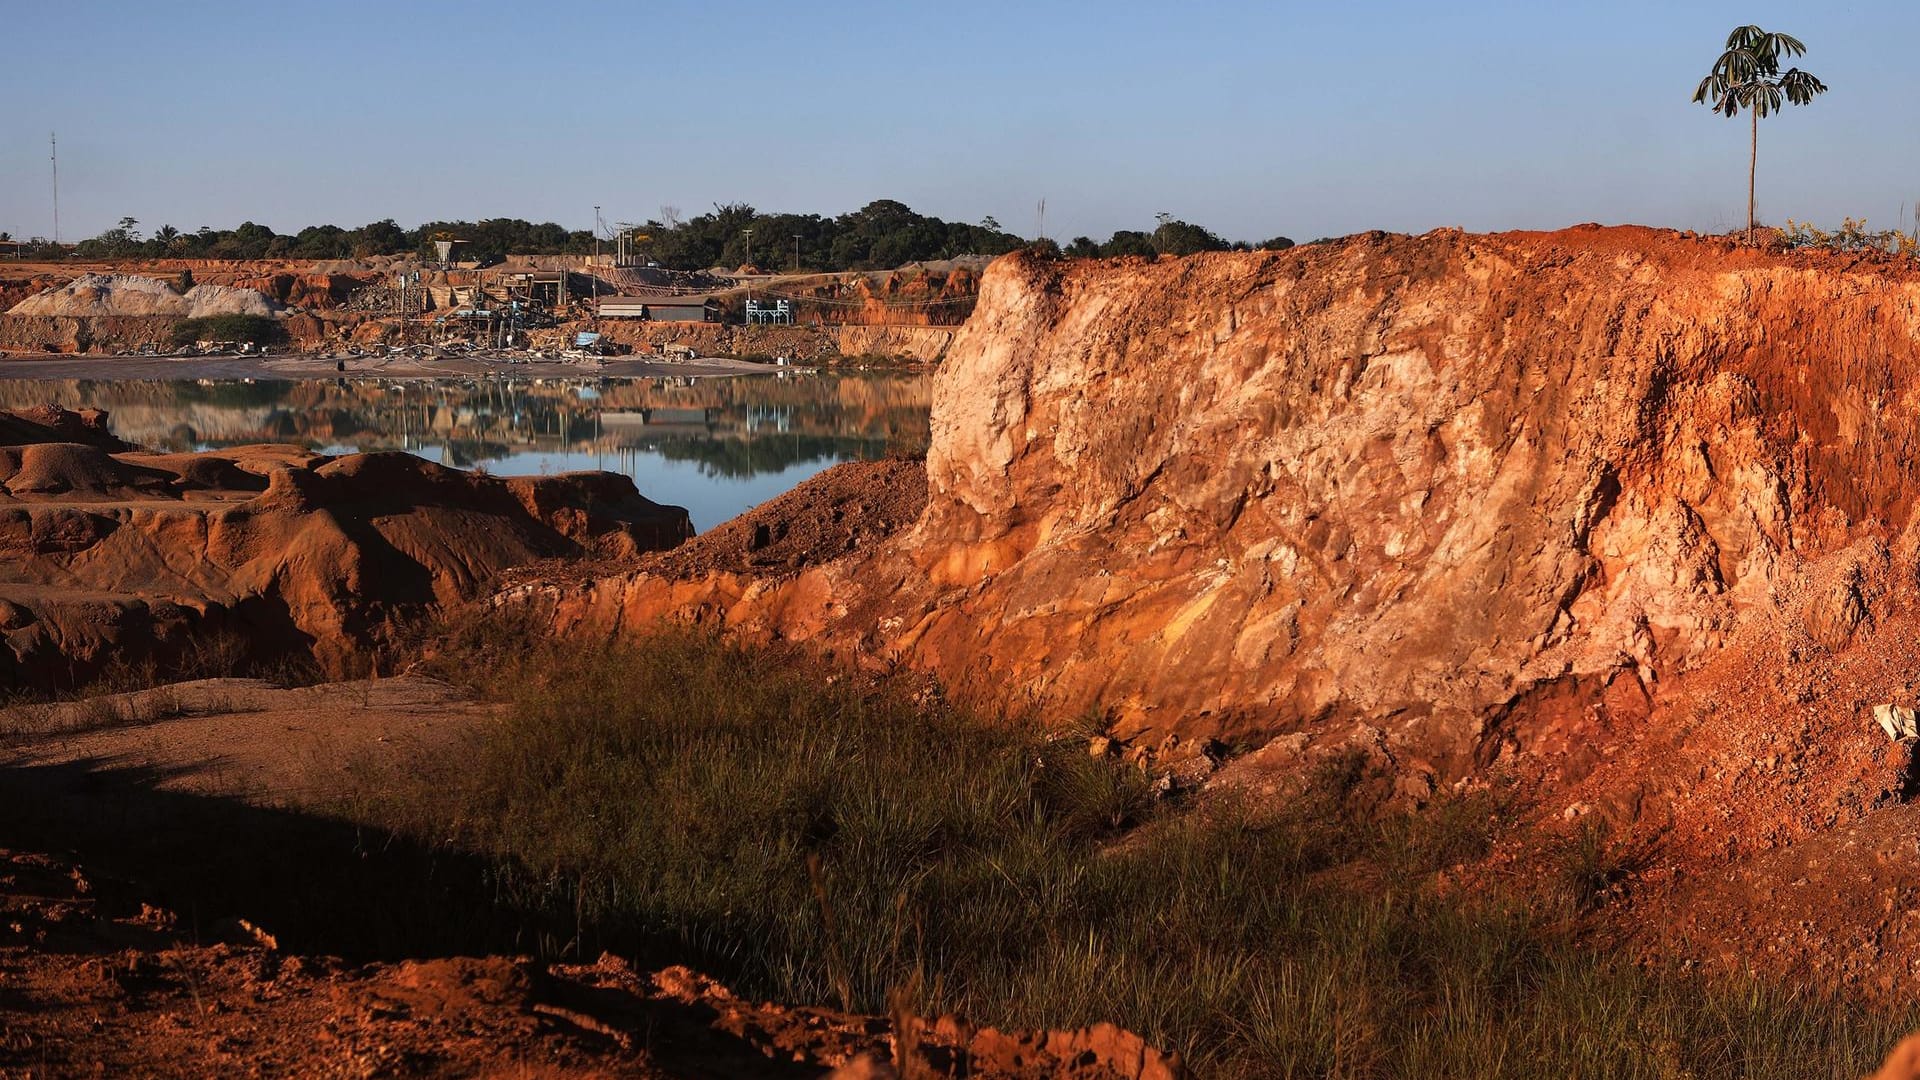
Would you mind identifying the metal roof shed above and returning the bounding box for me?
[598,294,723,322]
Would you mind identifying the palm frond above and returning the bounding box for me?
[1779,68,1829,105]
[1767,32,1808,57]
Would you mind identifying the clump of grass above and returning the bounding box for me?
[1549,816,1663,915]
[352,628,1920,1078]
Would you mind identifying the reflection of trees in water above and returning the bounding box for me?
[649,434,888,478]
[440,441,515,468]
[0,375,929,478]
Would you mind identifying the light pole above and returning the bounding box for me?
[743,229,753,301]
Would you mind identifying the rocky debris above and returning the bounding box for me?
[228,272,367,309]
[343,280,429,313]
[646,458,928,579]
[0,407,690,689]
[7,273,281,318]
[0,846,1181,1079]
[0,272,71,312]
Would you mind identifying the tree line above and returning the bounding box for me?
[60,217,594,263]
[44,201,1293,270]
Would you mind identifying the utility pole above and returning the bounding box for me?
[592,205,601,330]
[793,234,801,273]
[743,229,753,300]
[49,132,58,246]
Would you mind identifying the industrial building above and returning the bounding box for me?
[597,294,724,323]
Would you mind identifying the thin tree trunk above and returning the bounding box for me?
[1748,107,1758,244]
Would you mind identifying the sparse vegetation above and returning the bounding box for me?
[1780,216,1920,256]
[168,314,287,348]
[336,626,1920,1078]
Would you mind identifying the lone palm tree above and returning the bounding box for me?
[1693,25,1827,244]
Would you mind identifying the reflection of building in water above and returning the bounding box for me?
[745,404,792,434]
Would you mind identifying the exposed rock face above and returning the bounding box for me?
[836,323,958,362]
[0,407,690,688]
[0,315,182,354]
[518,227,1920,774]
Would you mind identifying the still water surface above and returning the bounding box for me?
[0,373,931,532]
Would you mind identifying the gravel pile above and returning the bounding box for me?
[6,274,281,318]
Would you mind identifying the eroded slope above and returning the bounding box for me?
[508,229,1920,934]
[0,406,691,688]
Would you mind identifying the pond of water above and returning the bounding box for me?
[0,372,931,533]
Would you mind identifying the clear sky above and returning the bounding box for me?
[1,1,1912,245]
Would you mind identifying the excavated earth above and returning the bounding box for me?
[496,226,1920,991]
[0,404,690,690]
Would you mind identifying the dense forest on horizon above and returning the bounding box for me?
[15,201,1295,271]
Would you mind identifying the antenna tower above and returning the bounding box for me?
[50,132,59,245]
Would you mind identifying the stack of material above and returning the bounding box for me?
[6,273,281,318]
[344,281,431,313]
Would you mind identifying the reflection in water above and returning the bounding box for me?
[0,373,931,533]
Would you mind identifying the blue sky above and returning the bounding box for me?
[1,1,1912,244]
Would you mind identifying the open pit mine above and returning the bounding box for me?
[16,225,1920,1076]
[504,225,1920,987]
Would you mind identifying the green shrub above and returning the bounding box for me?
[169,314,287,347]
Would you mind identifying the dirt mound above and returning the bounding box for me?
[646,458,928,579]
[0,431,692,688]
[2,443,175,497]
[6,273,280,318]
[7,272,186,316]
[0,403,127,449]
[115,450,271,493]
[182,281,282,317]
[0,844,1180,1078]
